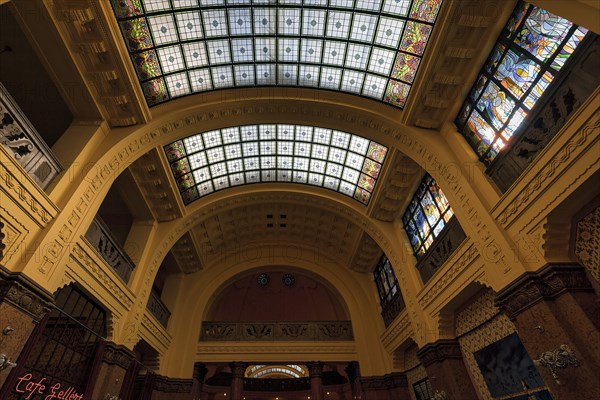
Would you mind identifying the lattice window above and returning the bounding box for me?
[373,254,399,307]
[402,173,454,259]
[413,378,433,400]
[455,1,589,164]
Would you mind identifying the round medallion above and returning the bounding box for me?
[282,273,296,287]
[257,273,270,287]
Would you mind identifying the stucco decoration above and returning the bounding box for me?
[575,206,600,282]
[456,289,517,400]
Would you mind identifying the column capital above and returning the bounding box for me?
[102,341,136,369]
[0,265,54,321]
[194,362,208,381]
[495,263,594,319]
[416,339,463,367]
[344,361,360,382]
[306,361,324,377]
[229,362,247,378]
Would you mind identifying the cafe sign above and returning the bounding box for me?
[14,373,84,400]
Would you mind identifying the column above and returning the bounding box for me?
[192,362,208,400]
[307,361,324,400]
[86,342,137,399]
[229,362,246,400]
[496,263,600,399]
[345,361,363,400]
[416,339,478,399]
[0,267,52,392]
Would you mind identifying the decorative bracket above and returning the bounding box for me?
[432,390,448,400]
[0,353,17,371]
[534,344,580,384]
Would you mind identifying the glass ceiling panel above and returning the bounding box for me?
[111,0,443,108]
[165,124,388,205]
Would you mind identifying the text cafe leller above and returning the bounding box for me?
[13,373,84,400]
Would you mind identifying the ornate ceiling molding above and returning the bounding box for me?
[48,0,150,126]
[170,232,203,274]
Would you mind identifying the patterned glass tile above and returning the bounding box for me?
[165,124,387,204]
[113,1,444,108]
[455,1,588,164]
[384,80,410,107]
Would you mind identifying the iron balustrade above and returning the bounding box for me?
[147,290,171,328]
[243,377,311,392]
[381,292,406,328]
[200,321,354,341]
[84,217,136,283]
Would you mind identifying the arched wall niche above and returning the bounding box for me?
[161,244,392,378]
[204,266,351,322]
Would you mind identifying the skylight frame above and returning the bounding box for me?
[110,0,443,108]
[164,124,388,205]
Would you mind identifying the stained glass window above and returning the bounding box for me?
[110,0,443,108]
[374,254,399,306]
[165,124,388,205]
[246,364,308,378]
[402,173,454,259]
[456,1,589,164]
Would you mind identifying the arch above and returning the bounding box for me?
[161,244,392,378]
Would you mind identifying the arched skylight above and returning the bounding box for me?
[110,0,443,107]
[245,364,308,378]
[455,1,589,164]
[164,124,388,205]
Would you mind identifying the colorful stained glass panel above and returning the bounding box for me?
[399,21,432,56]
[515,8,572,62]
[391,53,421,83]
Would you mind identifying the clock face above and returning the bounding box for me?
[257,273,270,287]
[282,273,296,287]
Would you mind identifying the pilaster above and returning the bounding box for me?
[495,263,600,399]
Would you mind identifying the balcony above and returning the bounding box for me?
[147,290,171,328]
[381,292,406,328]
[415,216,466,284]
[84,216,136,283]
[200,321,354,341]
[0,83,62,190]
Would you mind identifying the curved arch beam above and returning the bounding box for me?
[161,243,391,378]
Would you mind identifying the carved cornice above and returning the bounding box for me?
[380,311,411,352]
[0,266,54,321]
[0,146,58,227]
[418,241,479,308]
[416,339,464,367]
[48,0,149,126]
[196,343,357,356]
[103,342,136,369]
[349,232,383,273]
[370,151,421,222]
[495,100,600,229]
[409,0,515,129]
[170,232,203,274]
[200,321,354,342]
[129,149,182,222]
[69,241,134,309]
[153,375,193,393]
[495,263,594,319]
[142,310,172,351]
[360,372,408,390]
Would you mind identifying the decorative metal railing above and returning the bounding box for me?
[243,377,311,392]
[84,216,136,283]
[200,321,354,341]
[381,292,406,328]
[486,36,599,192]
[147,290,171,328]
[415,216,466,284]
[0,83,62,190]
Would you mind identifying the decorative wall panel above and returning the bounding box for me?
[575,206,600,283]
[404,344,427,400]
[456,290,518,400]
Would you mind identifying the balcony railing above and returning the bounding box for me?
[381,292,406,328]
[147,290,171,328]
[200,321,354,341]
[243,377,311,392]
[486,35,599,192]
[84,216,136,283]
[0,83,62,190]
[415,216,466,284]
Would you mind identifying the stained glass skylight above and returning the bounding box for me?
[164,124,388,205]
[110,0,443,108]
[402,173,454,258]
[455,1,589,164]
